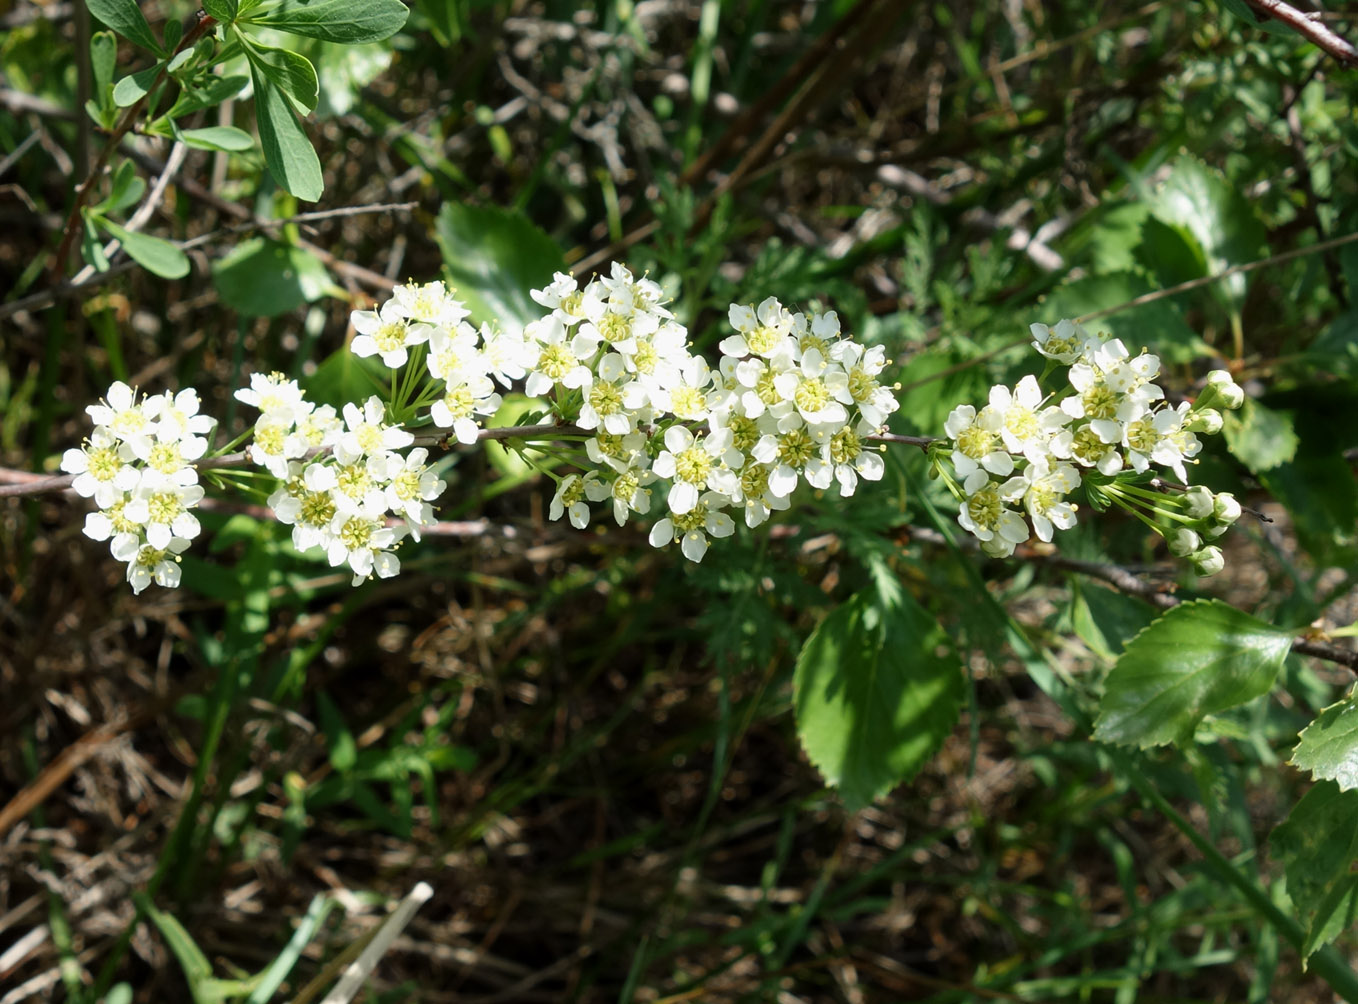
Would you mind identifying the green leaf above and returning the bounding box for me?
[101,159,145,214]
[241,36,319,114]
[103,984,134,1004]
[203,0,240,23]
[244,0,409,43]
[112,61,165,107]
[794,580,963,810]
[177,125,256,152]
[316,691,357,772]
[212,237,331,316]
[249,72,323,201]
[1146,155,1267,316]
[100,220,191,279]
[304,346,387,410]
[1293,688,1358,790]
[1271,782,1358,959]
[135,893,216,1004]
[1222,397,1299,474]
[88,0,164,53]
[88,29,118,110]
[1039,271,1211,365]
[163,74,250,120]
[434,202,567,337]
[1070,581,1156,661]
[81,213,110,272]
[1093,600,1294,748]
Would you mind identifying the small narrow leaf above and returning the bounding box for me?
[434,203,566,337]
[250,73,323,201]
[244,0,409,43]
[1271,782,1358,959]
[135,893,216,1004]
[89,29,117,99]
[112,62,165,107]
[81,213,110,272]
[1093,599,1293,748]
[88,0,164,53]
[794,586,963,810]
[100,220,191,279]
[1293,688,1358,789]
[178,125,255,152]
[101,159,145,214]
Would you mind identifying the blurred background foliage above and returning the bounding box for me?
[3,0,1358,1000]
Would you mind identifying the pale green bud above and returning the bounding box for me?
[1187,408,1222,434]
[1183,485,1215,520]
[1168,527,1201,557]
[1206,370,1244,410]
[1213,492,1242,524]
[1193,545,1225,576]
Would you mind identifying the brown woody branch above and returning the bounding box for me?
[1240,0,1358,67]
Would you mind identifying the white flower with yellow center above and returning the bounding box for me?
[325,514,404,586]
[651,426,740,515]
[129,431,207,489]
[145,388,216,441]
[722,297,795,359]
[383,448,445,538]
[425,322,485,385]
[1049,423,1122,475]
[584,461,654,527]
[123,482,206,549]
[83,493,142,558]
[944,404,1014,480]
[389,280,468,327]
[294,404,342,450]
[523,315,593,397]
[728,461,792,528]
[248,419,308,479]
[336,396,414,465]
[647,491,736,563]
[989,375,1069,461]
[1122,401,1201,483]
[585,431,648,474]
[773,348,849,428]
[1029,319,1089,365]
[351,299,431,369]
[998,458,1080,543]
[86,381,150,439]
[116,536,191,594]
[549,473,595,529]
[234,372,308,425]
[822,425,884,497]
[61,427,139,507]
[430,374,500,445]
[958,482,1030,548]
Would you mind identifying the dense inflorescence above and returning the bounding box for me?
[935,319,1245,574]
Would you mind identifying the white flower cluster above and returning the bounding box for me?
[941,319,1243,574]
[60,382,214,593]
[347,270,900,563]
[234,375,444,585]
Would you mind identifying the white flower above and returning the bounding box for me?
[83,494,141,560]
[586,431,648,474]
[989,375,1069,461]
[144,388,216,441]
[584,464,654,526]
[1048,423,1122,476]
[335,396,414,465]
[127,432,207,489]
[122,481,205,549]
[61,427,139,507]
[1122,401,1200,483]
[326,513,405,585]
[998,458,1080,542]
[248,419,309,479]
[958,481,1030,547]
[234,372,308,424]
[481,326,533,387]
[429,375,501,445]
[722,297,794,359]
[822,425,884,497]
[384,448,445,538]
[772,348,849,427]
[530,271,585,322]
[729,461,792,528]
[549,473,594,529]
[271,462,341,551]
[651,426,740,515]
[647,491,736,562]
[523,315,593,396]
[294,404,342,450]
[86,381,151,439]
[945,404,1014,480]
[351,299,431,369]
[765,427,820,498]
[426,322,485,385]
[1029,319,1089,365]
[388,280,469,327]
[119,537,191,594]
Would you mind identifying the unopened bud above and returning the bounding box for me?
[1205,370,1245,410]
[1168,527,1201,557]
[1188,408,1222,434]
[1213,492,1242,524]
[1193,545,1225,576]
[1183,485,1215,519]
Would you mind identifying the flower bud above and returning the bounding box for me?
[1192,545,1225,576]
[1213,492,1242,524]
[1187,408,1222,434]
[1183,485,1215,520]
[1204,524,1228,540]
[1168,527,1201,557]
[1205,370,1245,410]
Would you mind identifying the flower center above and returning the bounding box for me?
[598,313,631,344]
[1081,383,1119,420]
[740,463,771,498]
[373,321,408,353]
[800,334,830,357]
[1004,406,1039,441]
[106,498,137,534]
[673,506,708,533]
[594,432,626,458]
[255,425,286,456]
[755,371,781,406]
[148,442,184,474]
[673,447,712,486]
[146,491,182,525]
[1126,417,1157,453]
[135,545,168,569]
[794,377,830,413]
[966,485,1004,530]
[589,382,624,416]
[339,516,377,550]
[728,415,759,452]
[442,385,474,419]
[829,428,862,465]
[87,446,123,481]
[746,325,781,356]
[955,425,995,459]
[298,490,336,527]
[670,386,705,420]
[560,476,587,506]
[847,368,876,403]
[613,471,640,502]
[355,424,384,455]
[394,470,422,500]
[777,429,815,467]
[335,463,371,499]
[633,340,657,374]
[1069,426,1106,463]
[537,343,577,380]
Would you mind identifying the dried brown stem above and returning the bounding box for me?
[1240,0,1358,66]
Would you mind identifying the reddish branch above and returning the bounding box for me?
[1241,0,1358,66]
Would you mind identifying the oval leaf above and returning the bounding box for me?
[1093,599,1293,748]
[250,72,323,201]
[88,0,164,53]
[178,125,256,152]
[245,0,409,43]
[243,39,319,114]
[794,587,963,811]
[434,203,566,337]
[1271,781,1358,959]
[1293,688,1358,789]
[101,220,190,279]
[213,237,330,317]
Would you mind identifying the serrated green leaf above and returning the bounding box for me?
[112,61,165,107]
[242,36,319,113]
[794,583,963,810]
[433,203,566,337]
[1223,397,1298,474]
[88,0,164,53]
[178,125,256,152]
[249,72,323,201]
[1271,782,1358,960]
[1147,155,1267,315]
[100,220,190,279]
[1093,599,1293,748]
[316,691,356,772]
[212,237,331,316]
[244,0,409,43]
[1293,689,1358,789]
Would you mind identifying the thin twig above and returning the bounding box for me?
[1240,0,1358,66]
